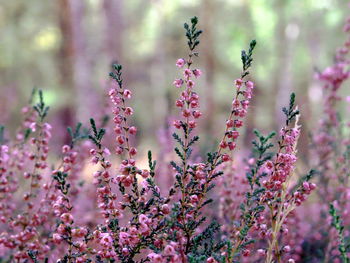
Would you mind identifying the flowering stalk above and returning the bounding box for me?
[86,64,170,262]
[229,130,276,259]
[51,142,91,263]
[170,17,204,260]
[314,18,350,202]
[168,16,259,263]
[263,94,315,263]
[26,90,51,204]
[329,203,350,263]
[311,13,350,262]
[1,13,343,263]
[189,40,257,261]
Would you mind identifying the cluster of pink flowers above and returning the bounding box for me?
[173,58,202,130]
[262,126,300,196]
[305,14,350,263]
[1,14,350,263]
[219,79,253,156]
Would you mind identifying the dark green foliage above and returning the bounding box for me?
[110,64,123,88]
[52,171,70,195]
[172,133,185,147]
[188,136,199,147]
[227,130,275,257]
[27,250,39,263]
[291,169,317,193]
[175,147,185,161]
[207,151,218,166]
[88,118,105,149]
[248,129,276,188]
[329,203,350,263]
[108,218,119,232]
[29,87,38,105]
[148,150,157,177]
[101,114,110,127]
[241,40,257,78]
[0,125,5,144]
[33,90,49,122]
[282,92,300,126]
[27,250,48,263]
[188,221,228,263]
[300,238,327,263]
[170,161,183,174]
[67,122,89,148]
[24,128,32,141]
[184,16,203,52]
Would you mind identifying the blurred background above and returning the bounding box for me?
[0,0,349,160]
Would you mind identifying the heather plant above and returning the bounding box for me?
[219,93,317,263]
[300,14,350,263]
[329,203,350,263]
[0,13,348,263]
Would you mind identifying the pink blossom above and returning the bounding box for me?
[173,79,184,88]
[100,233,113,247]
[193,69,202,78]
[184,69,192,78]
[176,58,186,68]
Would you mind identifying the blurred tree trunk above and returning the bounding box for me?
[201,0,216,135]
[271,0,294,132]
[103,0,123,63]
[150,0,167,129]
[69,0,95,121]
[57,0,75,143]
[242,0,257,147]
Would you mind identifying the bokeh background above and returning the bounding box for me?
[0,0,349,160]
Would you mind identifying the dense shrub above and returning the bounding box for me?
[0,15,349,263]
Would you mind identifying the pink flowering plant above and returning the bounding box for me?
[1,14,350,263]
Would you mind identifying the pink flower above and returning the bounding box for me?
[60,213,73,224]
[265,161,274,170]
[235,78,243,87]
[103,148,111,156]
[190,195,199,203]
[184,69,192,78]
[222,154,230,162]
[100,232,113,247]
[29,122,36,132]
[188,120,196,128]
[173,120,182,129]
[129,147,137,156]
[193,69,202,78]
[124,107,134,115]
[176,100,184,108]
[148,253,163,263]
[226,119,234,128]
[207,257,217,263]
[123,89,132,99]
[176,58,186,68]
[129,126,137,135]
[283,245,291,253]
[52,233,62,244]
[187,80,195,88]
[173,79,184,88]
[246,80,254,90]
[161,204,170,214]
[192,110,202,119]
[234,120,243,128]
[119,232,129,245]
[139,214,150,225]
[109,89,116,96]
[164,244,175,255]
[141,169,149,178]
